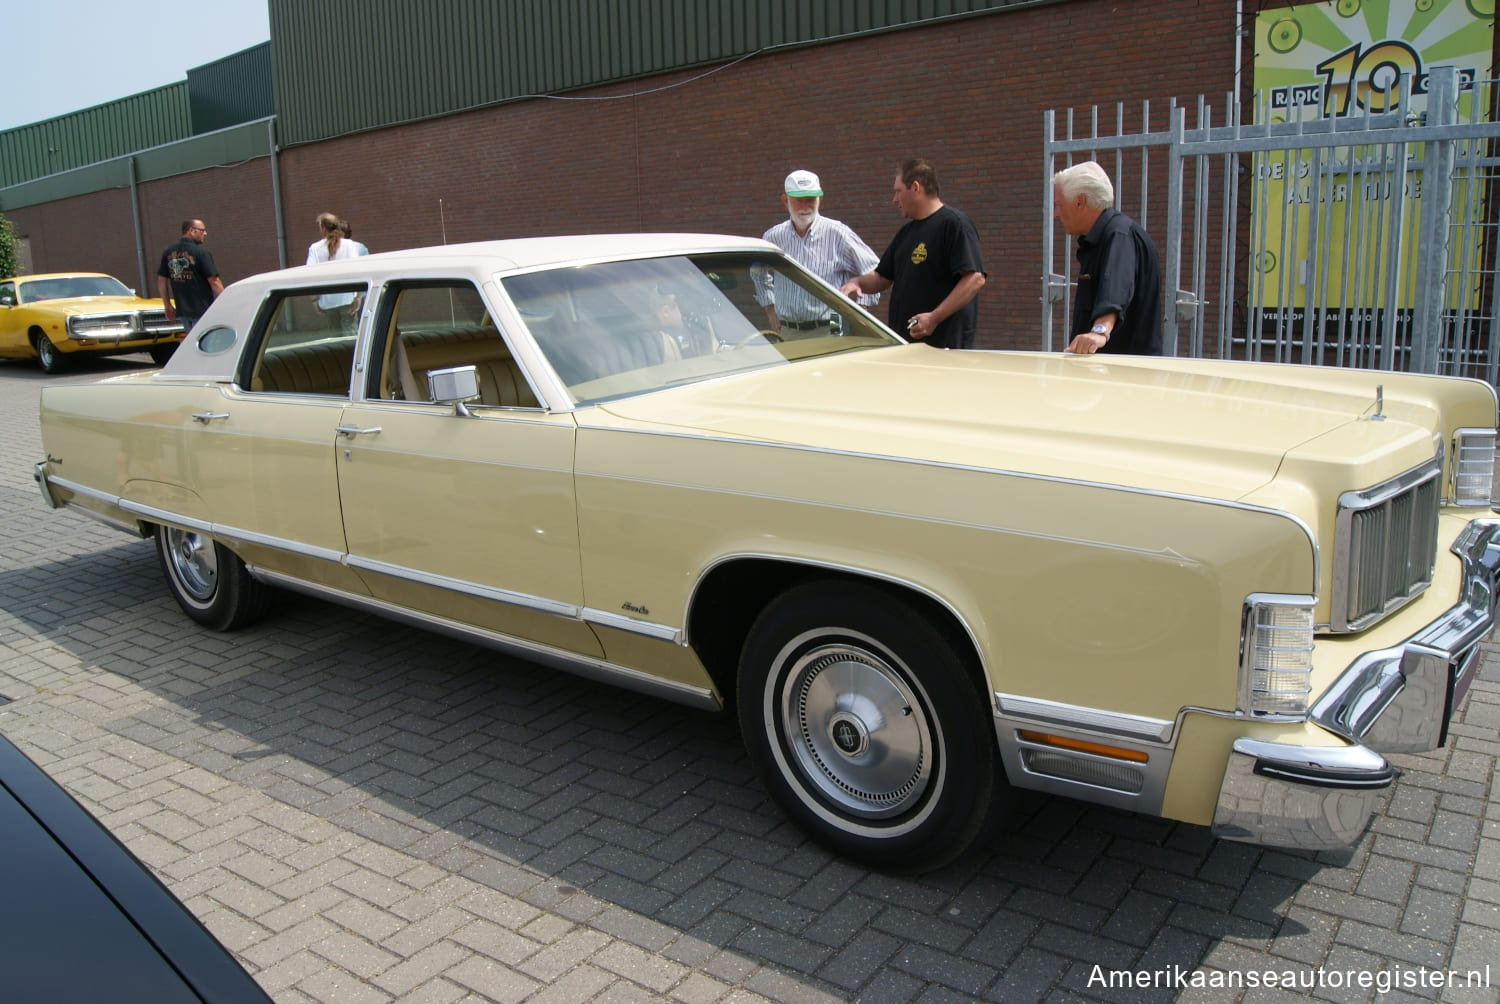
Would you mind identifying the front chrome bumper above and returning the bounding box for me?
[1213,518,1500,851]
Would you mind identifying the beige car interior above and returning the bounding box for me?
[247,283,538,408]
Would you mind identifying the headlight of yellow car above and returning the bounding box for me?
[1240,595,1316,718]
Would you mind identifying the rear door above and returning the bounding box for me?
[183,283,368,594]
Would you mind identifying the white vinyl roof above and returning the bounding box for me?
[249,233,778,286]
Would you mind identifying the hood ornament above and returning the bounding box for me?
[1370,384,1385,422]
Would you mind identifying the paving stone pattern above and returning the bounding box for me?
[1,357,1496,1003]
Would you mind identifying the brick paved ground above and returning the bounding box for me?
[1,356,1496,1003]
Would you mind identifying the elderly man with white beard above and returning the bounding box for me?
[753,170,881,337]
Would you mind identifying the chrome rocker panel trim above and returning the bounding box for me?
[35,468,150,537]
[36,470,692,651]
[248,567,720,712]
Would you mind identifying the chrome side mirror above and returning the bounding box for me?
[427,364,480,416]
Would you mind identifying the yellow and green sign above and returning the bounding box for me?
[1252,0,1493,312]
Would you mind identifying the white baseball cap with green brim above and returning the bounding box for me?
[783,170,823,197]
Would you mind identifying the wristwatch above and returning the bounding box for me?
[1090,324,1110,337]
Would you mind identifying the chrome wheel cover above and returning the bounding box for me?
[775,639,934,820]
[164,527,218,603]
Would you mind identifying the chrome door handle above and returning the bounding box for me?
[334,425,382,438]
[191,411,230,424]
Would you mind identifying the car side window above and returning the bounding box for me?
[0,281,14,306]
[241,286,365,396]
[370,282,539,408]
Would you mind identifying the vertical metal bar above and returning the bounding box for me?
[1301,144,1325,365]
[1042,109,1056,350]
[1412,67,1457,374]
[1451,96,1479,377]
[1348,139,1371,368]
[128,156,147,296]
[1275,143,1298,363]
[1332,136,1359,367]
[1140,101,1150,227]
[1379,79,1411,371]
[268,117,287,270]
[1250,90,1273,364]
[1191,99,1211,359]
[1218,91,1241,359]
[1164,105,1185,358]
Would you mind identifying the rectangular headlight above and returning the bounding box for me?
[1452,428,1496,507]
[1241,595,1315,717]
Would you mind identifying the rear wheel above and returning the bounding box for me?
[737,581,998,871]
[33,333,66,374]
[155,525,272,630]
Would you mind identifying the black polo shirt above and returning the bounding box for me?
[1071,208,1163,355]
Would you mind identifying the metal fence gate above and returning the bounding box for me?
[1042,68,1500,384]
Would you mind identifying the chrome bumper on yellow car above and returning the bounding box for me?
[1213,519,1500,851]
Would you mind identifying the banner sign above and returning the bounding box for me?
[1252,0,1494,313]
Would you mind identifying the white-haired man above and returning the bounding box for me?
[1053,161,1163,355]
[755,169,880,336]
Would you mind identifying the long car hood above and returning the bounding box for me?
[593,345,1438,503]
[40,295,162,317]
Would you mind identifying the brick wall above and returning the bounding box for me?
[279,0,1240,348]
[8,160,278,295]
[13,0,1243,348]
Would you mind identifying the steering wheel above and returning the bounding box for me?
[733,329,785,349]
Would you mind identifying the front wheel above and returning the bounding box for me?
[33,333,67,373]
[155,525,272,630]
[149,343,177,366]
[737,581,999,871]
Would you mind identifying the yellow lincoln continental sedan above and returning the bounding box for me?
[33,234,1500,870]
[1,272,185,372]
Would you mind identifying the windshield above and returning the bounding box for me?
[19,275,132,302]
[499,252,902,404]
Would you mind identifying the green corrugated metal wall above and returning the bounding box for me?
[269,0,1034,146]
[1,0,1034,193]
[0,85,191,188]
[189,43,276,134]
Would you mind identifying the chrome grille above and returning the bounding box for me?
[1333,457,1442,632]
[67,311,181,339]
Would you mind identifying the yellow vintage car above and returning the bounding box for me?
[33,235,1500,870]
[1,272,185,372]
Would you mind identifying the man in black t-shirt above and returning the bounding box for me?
[156,219,224,332]
[841,159,986,349]
[1052,161,1163,355]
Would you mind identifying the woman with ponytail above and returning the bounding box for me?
[306,211,361,326]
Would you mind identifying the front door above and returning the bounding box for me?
[334,281,599,656]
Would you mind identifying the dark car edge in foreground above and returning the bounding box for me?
[0,731,271,1003]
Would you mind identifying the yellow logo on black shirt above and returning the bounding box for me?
[910,242,928,264]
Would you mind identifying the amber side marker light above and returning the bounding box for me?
[1018,730,1149,763]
